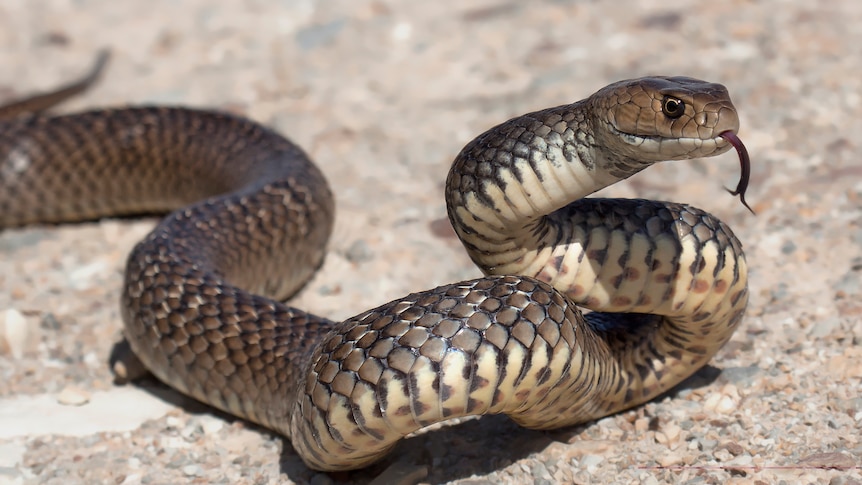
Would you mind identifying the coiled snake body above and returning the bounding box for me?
[0,57,749,471]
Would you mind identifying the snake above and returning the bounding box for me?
[0,53,750,471]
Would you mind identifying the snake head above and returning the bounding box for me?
[589,76,752,212]
[591,76,740,162]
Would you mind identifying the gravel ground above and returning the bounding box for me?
[1,1,861,484]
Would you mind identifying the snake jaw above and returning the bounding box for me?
[605,126,754,215]
[608,124,731,162]
[615,129,754,214]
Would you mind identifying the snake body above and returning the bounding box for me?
[0,58,749,471]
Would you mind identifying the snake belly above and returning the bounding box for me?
[0,73,748,471]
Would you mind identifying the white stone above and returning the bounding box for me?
[56,385,91,406]
[0,387,174,439]
[0,308,32,359]
[0,441,26,467]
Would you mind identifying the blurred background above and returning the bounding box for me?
[1,1,860,484]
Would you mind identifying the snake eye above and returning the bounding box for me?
[661,96,686,119]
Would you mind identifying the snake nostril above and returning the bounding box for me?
[715,106,741,134]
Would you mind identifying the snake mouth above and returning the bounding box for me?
[613,128,730,157]
[612,127,753,214]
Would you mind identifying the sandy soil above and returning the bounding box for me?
[1,1,860,484]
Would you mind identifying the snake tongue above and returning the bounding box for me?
[719,131,754,214]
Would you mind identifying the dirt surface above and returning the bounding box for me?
[1,1,861,484]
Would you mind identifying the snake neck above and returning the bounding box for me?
[445,102,654,278]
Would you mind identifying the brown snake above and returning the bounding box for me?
[0,54,750,471]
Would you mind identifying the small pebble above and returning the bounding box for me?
[699,439,718,451]
[703,391,739,414]
[120,473,143,485]
[722,441,745,456]
[713,448,733,462]
[182,464,203,477]
[180,423,201,440]
[580,454,603,469]
[702,392,721,411]
[530,461,551,480]
[721,365,760,385]
[344,239,373,263]
[639,476,660,485]
[56,385,91,406]
[797,452,858,469]
[827,350,862,379]
[165,416,183,429]
[655,423,681,446]
[657,452,683,467]
[295,18,346,51]
[82,351,101,367]
[725,454,753,468]
[317,284,342,296]
[199,416,224,435]
[715,395,738,414]
[809,317,841,338]
[833,269,861,295]
[0,308,35,359]
[110,339,149,382]
[40,312,60,330]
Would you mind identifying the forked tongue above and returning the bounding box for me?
[719,131,754,214]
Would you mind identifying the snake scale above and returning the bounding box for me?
[0,54,750,471]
